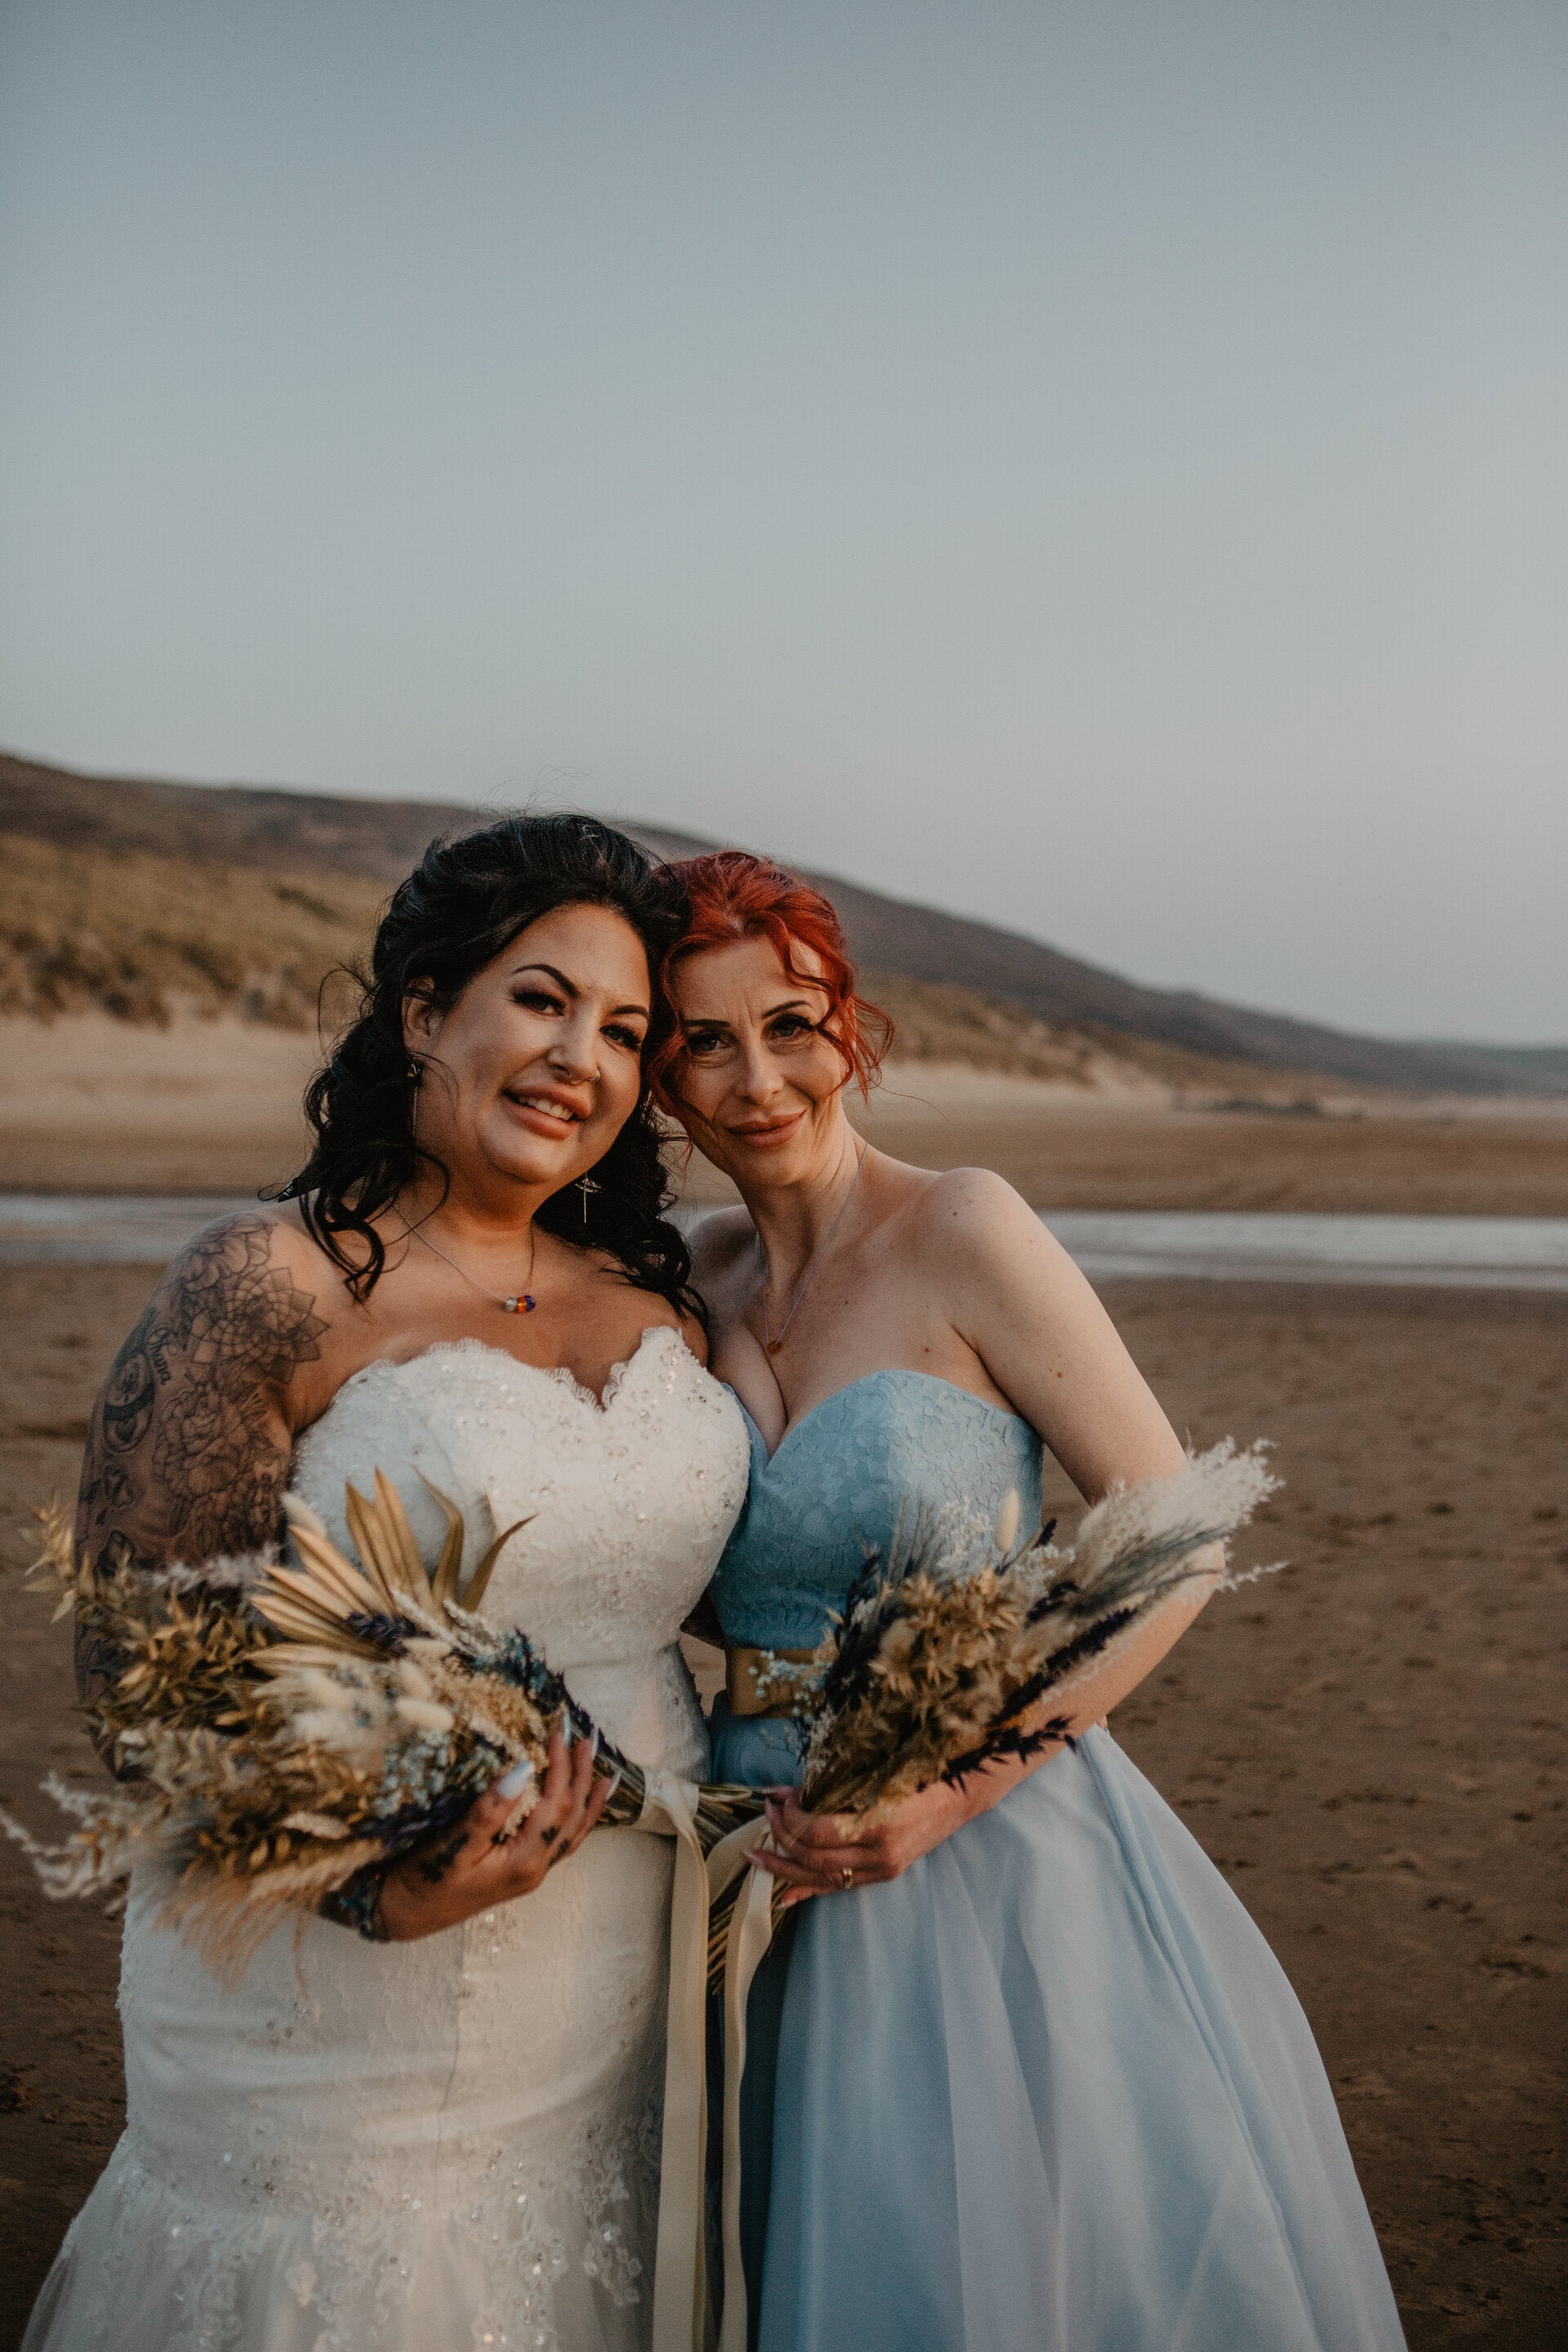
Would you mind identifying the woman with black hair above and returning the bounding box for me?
[25,815,750,2352]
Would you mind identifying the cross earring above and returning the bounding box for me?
[575,1174,601,1223]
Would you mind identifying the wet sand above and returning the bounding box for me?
[0,1263,1562,2348]
[853,1068,1568,1218]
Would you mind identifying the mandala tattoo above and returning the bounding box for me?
[74,1217,327,1715]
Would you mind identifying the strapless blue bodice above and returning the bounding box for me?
[708,1372,1044,1651]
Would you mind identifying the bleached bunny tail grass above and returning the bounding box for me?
[158,1547,274,1599]
[0,1775,172,1903]
[1065,1439,1281,1601]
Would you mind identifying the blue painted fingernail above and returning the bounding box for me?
[497,1759,535,1799]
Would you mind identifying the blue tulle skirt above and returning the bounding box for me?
[712,1708,1405,2352]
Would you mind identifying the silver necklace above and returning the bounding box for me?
[760,1143,867,1357]
[404,1218,537,1315]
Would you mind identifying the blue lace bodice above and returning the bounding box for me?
[707,1371,1045,1649]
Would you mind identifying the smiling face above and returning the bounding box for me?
[665,932,854,1193]
[403,901,652,1208]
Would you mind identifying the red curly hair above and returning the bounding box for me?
[652,850,893,1108]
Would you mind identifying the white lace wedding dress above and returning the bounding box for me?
[23,1326,749,2352]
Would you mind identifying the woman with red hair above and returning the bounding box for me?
[658,851,1404,2352]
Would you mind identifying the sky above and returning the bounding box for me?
[1,1,1562,1043]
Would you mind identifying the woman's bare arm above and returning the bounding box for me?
[73,1214,327,1716]
[754,1169,1218,1899]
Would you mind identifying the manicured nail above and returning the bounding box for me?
[497,1759,535,1799]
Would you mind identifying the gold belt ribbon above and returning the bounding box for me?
[724,1642,817,1719]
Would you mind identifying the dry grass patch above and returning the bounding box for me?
[0,837,381,1027]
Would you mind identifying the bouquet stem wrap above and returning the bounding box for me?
[631,1775,771,2352]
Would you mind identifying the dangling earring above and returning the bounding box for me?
[406,1058,421,1084]
[575,1174,601,1223]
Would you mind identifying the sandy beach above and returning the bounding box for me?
[4,1017,1566,1214]
[0,1252,1562,2350]
[1,1018,1563,2344]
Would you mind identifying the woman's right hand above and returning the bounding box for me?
[379,1724,612,1942]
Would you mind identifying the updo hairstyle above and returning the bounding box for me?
[652,849,892,1110]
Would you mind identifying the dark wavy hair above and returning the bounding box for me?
[274,813,697,1313]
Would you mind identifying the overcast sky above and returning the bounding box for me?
[2,0,1562,1041]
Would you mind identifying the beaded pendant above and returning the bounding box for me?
[502,1294,537,1315]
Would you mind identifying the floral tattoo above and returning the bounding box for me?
[74,1217,327,1713]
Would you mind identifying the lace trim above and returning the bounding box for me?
[336,1324,684,1416]
[39,2105,659,2352]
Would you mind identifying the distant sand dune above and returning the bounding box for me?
[6,746,1559,1098]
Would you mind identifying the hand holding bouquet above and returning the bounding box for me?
[708,1439,1280,1981]
[7,1472,763,1972]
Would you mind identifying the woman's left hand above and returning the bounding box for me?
[752,1753,1045,1907]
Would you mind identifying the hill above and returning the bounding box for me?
[1,749,1554,1094]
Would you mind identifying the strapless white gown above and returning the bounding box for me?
[23,1327,750,2352]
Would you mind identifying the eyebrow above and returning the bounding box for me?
[510,961,650,1021]
[680,996,817,1028]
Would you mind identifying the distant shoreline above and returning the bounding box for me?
[2,1015,1563,1215]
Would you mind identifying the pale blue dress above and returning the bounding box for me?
[709,1373,1405,2352]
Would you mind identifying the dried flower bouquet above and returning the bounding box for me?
[707,1440,1280,1988]
[6,1473,764,1972]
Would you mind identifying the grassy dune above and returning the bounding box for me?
[1,832,1341,1105]
[0,835,382,1027]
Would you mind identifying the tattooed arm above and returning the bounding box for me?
[74,1214,327,1738]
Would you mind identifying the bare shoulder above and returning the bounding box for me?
[682,1205,757,1294]
[675,1304,710,1368]
[75,1209,332,1583]
[892,1162,1085,1307]
[118,1209,335,1376]
[167,1205,339,1337]
[558,1235,712,1367]
[902,1164,1047,1258]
